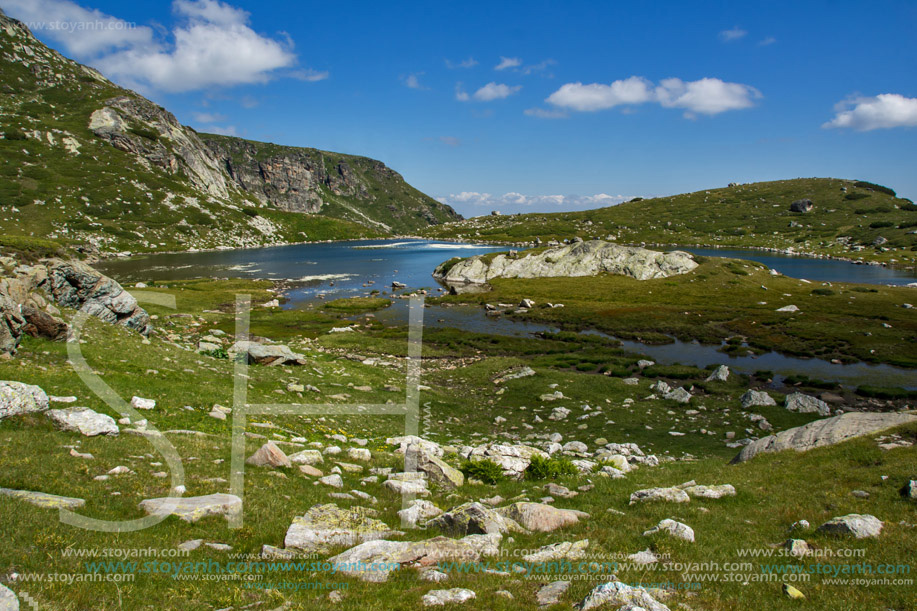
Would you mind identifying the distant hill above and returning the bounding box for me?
[0,9,459,258]
[423,178,917,266]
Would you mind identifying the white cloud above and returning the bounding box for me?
[758,36,777,46]
[546,77,654,111]
[445,57,477,69]
[655,77,761,116]
[97,0,298,92]
[289,68,329,82]
[439,136,461,147]
[494,56,522,71]
[192,111,226,122]
[719,26,747,42]
[2,0,155,56]
[520,58,556,76]
[437,191,634,214]
[205,124,239,136]
[524,107,568,119]
[823,93,917,131]
[454,83,470,101]
[472,82,521,101]
[8,0,310,93]
[403,72,427,90]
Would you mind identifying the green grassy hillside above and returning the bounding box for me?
[424,178,917,266]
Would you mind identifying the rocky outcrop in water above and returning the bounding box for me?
[434,241,698,287]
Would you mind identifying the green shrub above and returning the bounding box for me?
[901,202,917,211]
[200,348,228,359]
[853,181,896,197]
[524,454,578,480]
[851,286,878,293]
[869,221,894,229]
[855,206,893,215]
[242,208,259,218]
[811,288,834,296]
[460,458,505,484]
[844,192,870,201]
[3,128,27,140]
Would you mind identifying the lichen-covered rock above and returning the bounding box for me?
[434,240,698,286]
[422,588,476,607]
[0,487,85,510]
[138,494,241,523]
[536,581,570,607]
[428,502,524,536]
[629,487,690,505]
[523,539,589,563]
[496,502,589,532]
[705,365,730,382]
[328,533,501,582]
[406,444,464,488]
[46,406,119,436]
[0,583,17,611]
[682,484,736,499]
[283,504,402,553]
[816,514,883,539]
[0,381,49,419]
[289,449,324,465]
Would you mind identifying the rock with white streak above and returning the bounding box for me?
[643,519,695,542]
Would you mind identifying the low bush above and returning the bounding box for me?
[524,454,579,480]
[853,181,896,197]
[460,458,505,484]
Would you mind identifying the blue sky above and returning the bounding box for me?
[4,0,917,216]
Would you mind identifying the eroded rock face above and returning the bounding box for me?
[89,96,230,198]
[643,519,695,542]
[283,504,402,553]
[46,260,151,334]
[0,381,49,420]
[629,487,690,505]
[731,412,917,463]
[434,241,698,287]
[740,390,776,409]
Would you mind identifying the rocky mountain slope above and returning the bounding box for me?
[423,178,917,267]
[0,9,458,258]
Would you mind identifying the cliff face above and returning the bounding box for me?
[0,8,460,252]
[201,134,461,232]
